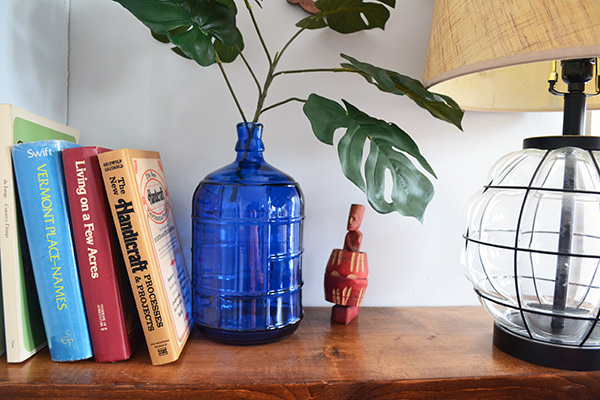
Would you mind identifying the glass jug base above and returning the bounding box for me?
[197,318,302,345]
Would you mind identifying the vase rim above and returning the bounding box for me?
[237,122,264,128]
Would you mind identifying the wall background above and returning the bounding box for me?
[0,0,70,123]
[66,0,567,307]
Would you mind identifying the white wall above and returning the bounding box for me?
[68,0,565,307]
[0,0,70,123]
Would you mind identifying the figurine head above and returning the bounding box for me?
[347,204,365,231]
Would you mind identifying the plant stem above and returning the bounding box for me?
[257,64,357,116]
[275,26,306,65]
[251,27,309,122]
[216,55,248,123]
[273,67,354,78]
[238,50,262,94]
[260,97,307,116]
[243,0,272,66]
[252,63,275,122]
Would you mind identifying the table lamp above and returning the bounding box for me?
[424,0,600,370]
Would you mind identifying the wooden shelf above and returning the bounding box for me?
[2,307,600,399]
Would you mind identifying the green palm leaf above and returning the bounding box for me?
[303,94,435,221]
[341,54,464,129]
[296,0,395,33]
[113,0,241,66]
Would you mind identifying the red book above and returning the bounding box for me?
[62,146,141,362]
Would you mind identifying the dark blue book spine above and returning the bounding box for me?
[11,140,93,362]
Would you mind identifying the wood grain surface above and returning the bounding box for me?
[2,307,599,399]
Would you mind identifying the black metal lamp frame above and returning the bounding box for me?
[479,59,600,370]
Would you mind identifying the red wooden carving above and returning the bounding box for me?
[324,204,369,324]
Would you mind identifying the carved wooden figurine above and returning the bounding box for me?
[324,204,369,324]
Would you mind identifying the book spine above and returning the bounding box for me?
[127,152,191,344]
[0,275,4,357]
[0,105,80,363]
[0,107,43,362]
[11,140,93,362]
[62,147,140,362]
[98,149,188,365]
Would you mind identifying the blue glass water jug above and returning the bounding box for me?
[192,122,304,344]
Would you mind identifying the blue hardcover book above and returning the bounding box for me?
[11,140,93,362]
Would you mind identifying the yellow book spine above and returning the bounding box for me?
[98,149,191,365]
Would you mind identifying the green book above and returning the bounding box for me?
[0,104,79,362]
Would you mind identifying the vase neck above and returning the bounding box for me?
[235,122,265,162]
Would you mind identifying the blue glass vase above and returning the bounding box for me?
[192,122,304,344]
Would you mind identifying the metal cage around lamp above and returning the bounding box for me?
[463,136,600,370]
[425,0,600,370]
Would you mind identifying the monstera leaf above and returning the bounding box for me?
[113,0,241,66]
[341,55,463,130]
[303,94,436,221]
[297,0,395,33]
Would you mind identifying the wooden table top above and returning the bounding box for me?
[2,306,600,399]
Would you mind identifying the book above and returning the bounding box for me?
[0,274,4,357]
[0,104,79,363]
[98,149,192,365]
[62,146,142,362]
[11,140,93,362]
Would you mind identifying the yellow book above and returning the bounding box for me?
[98,148,192,365]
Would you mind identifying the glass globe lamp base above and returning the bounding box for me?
[197,318,302,345]
[493,323,600,371]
